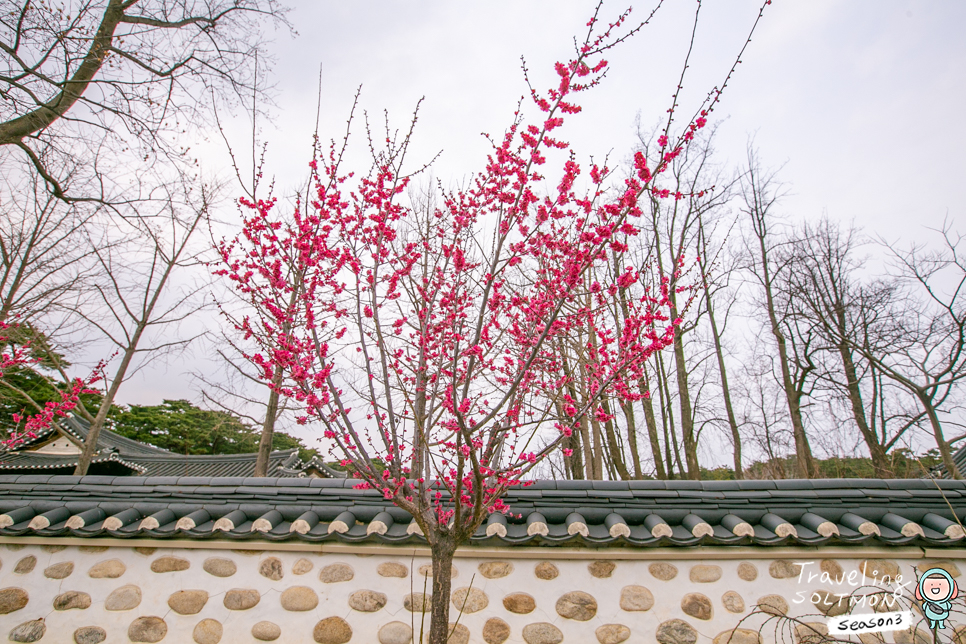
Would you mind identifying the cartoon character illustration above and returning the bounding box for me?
[915,567,960,630]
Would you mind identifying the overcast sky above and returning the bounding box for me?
[122,1,966,450]
[203,0,965,237]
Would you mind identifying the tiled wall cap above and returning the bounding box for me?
[406,521,424,536]
[367,512,394,535]
[0,507,35,528]
[644,514,672,539]
[566,513,589,537]
[104,508,142,531]
[176,509,210,531]
[328,511,355,535]
[213,510,247,532]
[289,511,319,534]
[252,510,283,533]
[66,508,106,529]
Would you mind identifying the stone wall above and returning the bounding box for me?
[0,542,961,643]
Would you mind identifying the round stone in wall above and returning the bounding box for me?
[794,622,829,644]
[105,585,141,611]
[42,545,66,553]
[0,588,29,614]
[893,627,932,644]
[917,561,961,578]
[690,564,722,583]
[224,588,260,610]
[88,559,125,578]
[655,619,698,644]
[479,561,513,579]
[14,556,36,574]
[596,624,631,644]
[259,556,284,580]
[713,628,761,644]
[649,562,678,581]
[447,623,470,644]
[73,626,107,644]
[721,590,745,613]
[128,616,167,643]
[319,563,354,583]
[619,585,653,612]
[503,592,536,614]
[811,589,847,617]
[483,617,511,644]
[418,563,458,578]
[79,546,108,553]
[168,589,209,615]
[151,556,189,573]
[377,562,408,578]
[252,621,282,641]
[292,558,313,575]
[203,557,236,577]
[404,592,432,612]
[589,560,616,578]
[134,547,156,556]
[820,559,843,580]
[858,559,899,582]
[737,562,757,581]
[534,561,559,580]
[281,586,319,611]
[44,561,74,579]
[313,617,352,644]
[522,622,564,644]
[54,590,91,610]
[681,593,713,620]
[555,591,597,621]
[378,621,413,644]
[768,560,800,579]
[451,587,488,613]
[757,594,789,616]
[8,619,45,643]
[193,618,223,644]
[349,589,388,612]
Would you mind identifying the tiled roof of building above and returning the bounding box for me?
[0,476,963,548]
[0,416,338,478]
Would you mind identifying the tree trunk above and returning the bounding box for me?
[698,236,742,478]
[621,399,643,479]
[755,230,816,478]
[836,343,892,478]
[75,313,147,475]
[670,313,700,479]
[638,376,666,479]
[600,397,630,480]
[254,365,285,476]
[429,537,456,644]
[916,390,962,480]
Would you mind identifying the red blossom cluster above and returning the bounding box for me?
[0,322,103,449]
[214,4,738,542]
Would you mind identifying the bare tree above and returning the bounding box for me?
[697,215,745,477]
[63,181,214,474]
[1,0,289,203]
[741,150,817,478]
[784,218,920,477]
[0,159,99,325]
[849,223,966,479]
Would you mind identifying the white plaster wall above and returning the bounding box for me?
[0,543,961,643]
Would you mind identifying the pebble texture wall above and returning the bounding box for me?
[0,543,961,643]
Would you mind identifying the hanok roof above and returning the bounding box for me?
[0,477,963,548]
[0,415,342,478]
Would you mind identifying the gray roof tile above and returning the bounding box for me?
[0,476,963,549]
